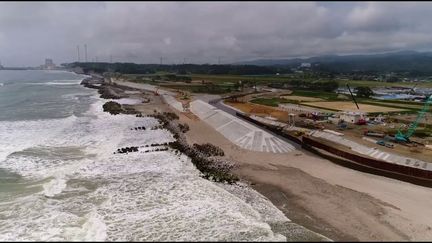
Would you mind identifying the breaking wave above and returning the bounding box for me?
[0,87,290,241]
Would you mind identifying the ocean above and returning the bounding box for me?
[0,70,289,241]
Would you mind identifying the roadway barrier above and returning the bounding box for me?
[302,136,432,186]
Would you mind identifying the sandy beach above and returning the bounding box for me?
[174,102,432,241]
[119,80,432,241]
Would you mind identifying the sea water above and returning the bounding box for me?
[0,70,288,241]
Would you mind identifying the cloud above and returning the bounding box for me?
[1,2,432,66]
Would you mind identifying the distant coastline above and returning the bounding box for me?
[0,67,67,71]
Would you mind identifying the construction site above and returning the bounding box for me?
[220,84,432,184]
[111,77,432,241]
[114,77,432,185]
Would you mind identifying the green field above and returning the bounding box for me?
[122,73,432,109]
[122,72,432,89]
[189,74,432,88]
[290,90,341,100]
[250,97,291,107]
[159,83,235,94]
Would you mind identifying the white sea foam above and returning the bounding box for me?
[117,98,143,105]
[75,151,286,241]
[0,115,78,163]
[82,210,107,241]
[44,80,82,86]
[43,176,67,197]
[0,93,290,241]
[24,79,82,86]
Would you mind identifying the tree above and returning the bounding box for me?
[354,86,374,98]
[385,75,401,83]
[318,80,339,92]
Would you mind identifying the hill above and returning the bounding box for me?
[236,50,432,75]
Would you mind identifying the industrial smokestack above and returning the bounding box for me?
[84,44,87,62]
[77,45,80,62]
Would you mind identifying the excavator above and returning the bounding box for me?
[395,94,432,143]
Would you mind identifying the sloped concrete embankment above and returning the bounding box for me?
[190,100,296,153]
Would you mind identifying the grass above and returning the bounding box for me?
[291,90,341,100]
[121,73,432,89]
[189,74,432,88]
[123,73,432,98]
[122,73,432,111]
[159,83,234,94]
[250,97,291,107]
[354,97,425,112]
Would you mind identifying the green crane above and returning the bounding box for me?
[395,95,432,142]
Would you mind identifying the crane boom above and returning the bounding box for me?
[396,95,432,142]
[346,84,360,110]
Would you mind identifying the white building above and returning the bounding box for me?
[40,59,57,70]
[300,62,311,68]
[339,111,366,124]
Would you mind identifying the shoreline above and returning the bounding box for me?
[79,75,330,241]
[180,108,432,241]
[82,75,432,241]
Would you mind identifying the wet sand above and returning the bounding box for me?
[122,82,432,241]
[176,109,432,241]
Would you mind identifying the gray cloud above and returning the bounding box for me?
[1,2,432,66]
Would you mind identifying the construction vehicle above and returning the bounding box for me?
[385,143,395,148]
[376,140,394,148]
[376,140,386,146]
[356,118,367,125]
[180,90,190,100]
[376,135,395,148]
[395,95,432,143]
[408,84,418,95]
[294,130,305,137]
[364,129,385,138]
[337,119,348,130]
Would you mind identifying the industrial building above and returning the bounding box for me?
[339,111,366,124]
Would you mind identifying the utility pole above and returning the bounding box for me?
[77,45,80,62]
[218,56,221,65]
[183,58,186,65]
[160,57,163,65]
[84,44,87,62]
[110,55,113,63]
[95,56,98,62]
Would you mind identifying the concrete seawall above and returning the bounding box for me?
[190,100,297,153]
[233,110,432,186]
[302,136,432,186]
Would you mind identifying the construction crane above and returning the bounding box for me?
[346,84,367,125]
[346,83,360,109]
[395,94,432,142]
[409,83,418,95]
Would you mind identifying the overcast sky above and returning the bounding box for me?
[1,1,432,66]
